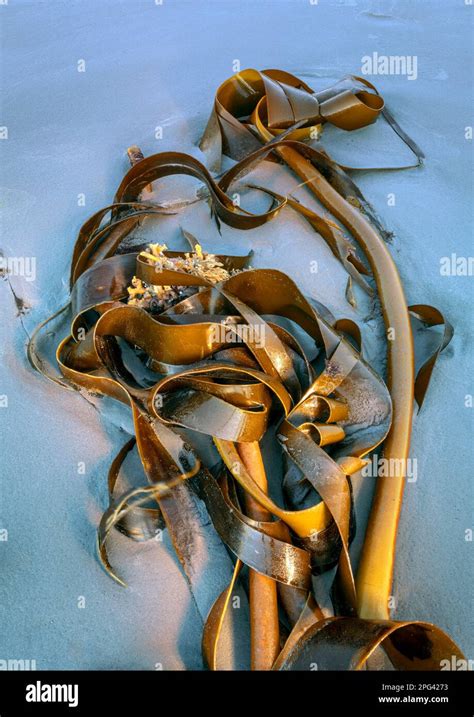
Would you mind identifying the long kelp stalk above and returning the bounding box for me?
[238,442,280,669]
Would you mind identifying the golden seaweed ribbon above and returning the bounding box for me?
[200,68,424,172]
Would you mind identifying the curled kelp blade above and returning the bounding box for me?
[27,302,75,390]
[273,616,465,671]
[333,317,362,353]
[192,471,312,590]
[66,136,395,323]
[101,411,315,617]
[202,559,245,670]
[214,136,393,243]
[218,269,392,458]
[180,227,254,268]
[245,184,372,294]
[409,304,454,410]
[107,437,165,542]
[149,362,290,443]
[200,68,422,173]
[98,483,166,586]
[277,420,355,611]
[69,249,252,338]
[202,543,313,671]
[70,202,177,286]
[113,151,286,230]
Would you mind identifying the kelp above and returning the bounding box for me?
[199,69,424,172]
[29,69,463,670]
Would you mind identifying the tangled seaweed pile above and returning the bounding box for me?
[29,69,463,670]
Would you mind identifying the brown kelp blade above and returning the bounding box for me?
[273,616,464,671]
[409,304,454,410]
[200,68,423,172]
